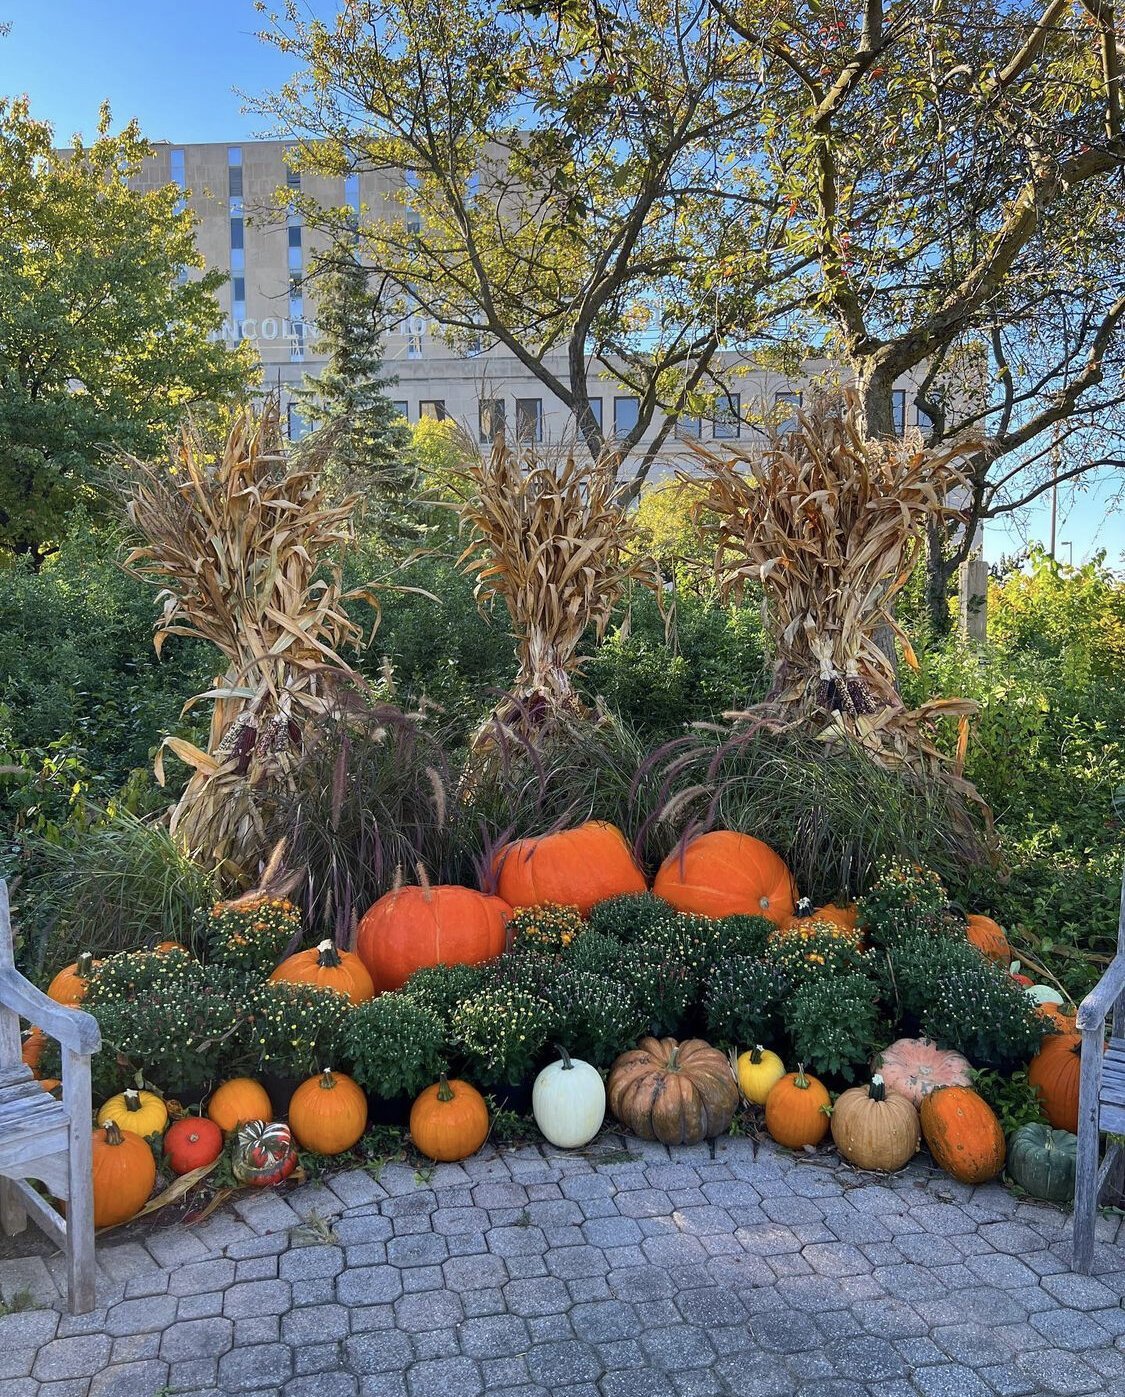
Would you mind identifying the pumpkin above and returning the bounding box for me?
[47,951,98,1006]
[1039,1002,1078,1033]
[532,1046,606,1148]
[1028,1030,1082,1134]
[207,1078,273,1134]
[780,897,859,937]
[652,831,795,925]
[91,1121,156,1228]
[39,1078,62,1096]
[356,885,511,993]
[21,1027,45,1075]
[152,940,189,956]
[270,939,375,1005]
[764,1065,831,1149]
[1006,1122,1078,1204]
[736,1045,786,1106]
[876,1038,972,1108]
[164,1117,224,1175]
[919,1085,1005,1183]
[97,1087,169,1140]
[288,1069,368,1155]
[231,1120,298,1186]
[410,1076,490,1162]
[607,1036,739,1146]
[830,1074,920,1171]
[965,913,1011,967]
[494,821,647,915]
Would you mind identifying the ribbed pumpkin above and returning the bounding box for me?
[1006,1123,1078,1203]
[91,1121,156,1228]
[410,1076,490,1161]
[877,1038,973,1108]
[493,821,647,914]
[736,1045,786,1106]
[830,1075,920,1171]
[232,1120,298,1186]
[780,897,859,938]
[97,1088,169,1140]
[164,1116,224,1175]
[207,1078,273,1133]
[270,939,375,1005]
[919,1085,1005,1183]
[288,1069,368,1154]
[764,1065,831,1148]
[1027,1030,1082,1134]
[652,831,795,925]
[47,952,98,1006]
[21,1027,45,1075]
[965,913,1011,967]
[608,1036,739,1145]
[356,885,511,993]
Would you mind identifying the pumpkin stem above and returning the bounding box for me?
[316,939,342,968]
[554,1044,574,1071]
[436,1074,454,1103]
[319,1068,336,1089]
[104,1120,125,1146]
[751,1045,764,1065]
[666,1046,682,1072]
[76,951,94,978]
[124,1088,142,1112]
[869,1074,887,1103]
[794,897,813,919]
[794,1063,810,1090]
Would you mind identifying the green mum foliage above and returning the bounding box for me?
[704,956,785,1049]
[783,972,884,1083]
[343,994,447,1100]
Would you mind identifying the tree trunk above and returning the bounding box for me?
[925,517,956,637]
[856,366,902,676]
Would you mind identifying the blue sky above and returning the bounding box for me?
[3,1,1123,567]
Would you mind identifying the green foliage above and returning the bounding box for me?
[507,903,586,955]
[857,861,950,951]
[399,962,488,1022]
[240,981,354,1079]
[550,970,647,1068]
[587,893,673,943]
[764,927,874,983]
[972,1068,1048,1135]
[453,986,555,1086]
[343,994,447,1099]
[704,956,785,1049]
[712,915,775,959]
[784,973,883,1083]
[615,934,710,1038]
[204,897,302,975]
[561,930,628,978]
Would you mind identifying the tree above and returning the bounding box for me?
[293,253,416,535]
[0,98,256,561]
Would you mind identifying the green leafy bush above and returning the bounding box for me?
[550,970,647,1068]
[616,939,710,1038]
[587,893,673,942]
[764,926,874,984]
[343,994,447,1099]
[399,962,488,1021]
[712,914,775,959]
[972,1068,1048,1134]
[562,930,628,978]
[918,963,1047,1071]
[240,981,354,1079]
[704,956,785,1048]
[507,903,586,954]
[857,861,949,950]
[453,985,555,1086]
[204,897,302,974]
[784,972,883,1082]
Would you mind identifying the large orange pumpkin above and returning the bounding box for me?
[764,1066,831,1149]
[965,914,1011,967]
[91,1121,157,1229]
[1028,1030,1082,1134]
[207,1078,273,1133]
[356,885,511,993]
[270,939,375,1005]
[493,821,647,915]
[47,952,99,1006]
[410,1076,490,1162]
[919,1085,1006,1183]
[288,1069,368,1155]
[653,831,795,924]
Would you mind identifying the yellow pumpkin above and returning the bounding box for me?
[97,1087,169,1140]
[736,1046,786,1106]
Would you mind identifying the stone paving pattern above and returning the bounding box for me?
[1,1134,1124,1396]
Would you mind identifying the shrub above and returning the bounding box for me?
[204,897,303,975]
[857,861,950,950]
[507,903,586,955]
[784,972,883,1082]
[918,963,1047,1071]
[399,962,488,1022]
[616,936,711,1038]
[764,925,874,984]
[343,994,447,1099]
[240,981,354,1079]
[887,932,1000,1024]
[550,970,647,1068]
[703,956,785,1049]
[587,893,673,943]
[453,985,555,1086]
[562,930,628,978]
[712,914,775,959]
[482,951,562,998]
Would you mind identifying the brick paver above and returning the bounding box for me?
[0,1134,1122,1395]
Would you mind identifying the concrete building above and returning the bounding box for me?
[137,140,934,468]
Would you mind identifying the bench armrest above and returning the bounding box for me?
[0,968,101,1054]
[1077,955,1125,1033]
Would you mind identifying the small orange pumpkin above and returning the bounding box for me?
[91,1121,157,1228]
[1039,1002,1078,1033]
[653,831,795,925]
[965,914,1011,967]
[207,1078,273,1134]
[780,897,859,938]
[47,952,98,1006]
[494,821,647,915]
[410,1076,490,1162]
[764,1065,831,1149]
[919,1085,1005,1183]
[288,1069,368,1155]
[164,1117,224,1175]
[21,1027,45,1075]
[1028,1030,1082,1134]
[270,939,375,1005]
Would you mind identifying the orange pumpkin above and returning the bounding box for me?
[288,1069,368,1155]
[1039,1002,1078,1033]
[91,1121,157,1228]
[164,1117,224,1175]
[21,1027,45,1075]
[1028,1030,1082,1134]
[493,821,647,915]
[207,1078,273,1134]
[39,1078,62,1096]
[764,1065,831,1149]
[965,914,1011,967]
[47,952,98,1006]
[652,831,795,925]
[356,885,511,993]
[780,897,859,937]
[607,1037,739,1145]
[152,940,189,956]
[270,939,375,1005]
[410,1076,490,1162]
[919,1085,1005,1183]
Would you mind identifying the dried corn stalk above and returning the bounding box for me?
[453,441,660,748]
[123,400,380,880]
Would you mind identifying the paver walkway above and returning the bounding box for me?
[1,1133,1123,1397]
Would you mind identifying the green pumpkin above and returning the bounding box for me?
[1006,1122,1077,1203]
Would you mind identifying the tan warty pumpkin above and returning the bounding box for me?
[608,1036,739,1146]
[830,1074,920,1171]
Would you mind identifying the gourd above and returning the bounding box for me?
[356,885,511,993]
[207,1078,273,1133]
[876,1038,972,1108]
[1027,1030,1082,1134]
[410,1076,490,1162]
[764,1065,831,1149]
[91,1121,156,1228]
[965,913,1011,967]
[163,1117,224,1175]
[919,1085,1005,1183]
[830,1075,920,1171]
[736,1046,785,1106]
[1006,1123,1077,1204]
[652,831,795,925]
[288,1069,368,1155]
[97,1088,169,1140]
[231,1120,298,1186]
[493,821,647,914]
[270,939,375,1005]
[532,1047,606,1149]
[607,1036,739,1146]
[47,952,98,1006]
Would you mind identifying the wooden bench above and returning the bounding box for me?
[1074,861,1125,1273]
[0,879,101,1312]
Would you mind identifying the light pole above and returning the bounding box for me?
[1060,540,1073,566]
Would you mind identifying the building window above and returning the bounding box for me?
[586,397,603,432]
[892,389,906,437]
[170,148,185,184]
[288,223,302,248]
[406,210,421,235]
[288,245,302,272]
[407,334,424,359]
[420,400,446,420]
[479,399,505,443]
[290,321,305,363]
[614,395,639,439]
[285,148,301,189]
[516,398,543,444]
[714,392,742,439]
[774,389,801,434]
[676,415,702,440]
[227,147,243,200]
[287,403,309,440]
[232,276,246,305]
[392,400,409,420]
[229,196,243,218]
[230,247,245,273]
[230,218,244,252]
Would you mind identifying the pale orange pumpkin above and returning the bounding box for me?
[965,914,1012,967]
[493,821,647,914]
[288,1069,368,1155]
[270,939,375,1005]
[830,1075,920,1171]
[877,1038,973,1108]
[207,1078,273,1133]
[652,831,795,924]
[91,1121,156,1228]
[356,885,511,993]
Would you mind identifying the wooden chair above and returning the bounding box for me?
[0,879,101,1312]
[1074,860,1125,1273]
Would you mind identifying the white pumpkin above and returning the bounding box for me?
[532,1048,606,1149]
